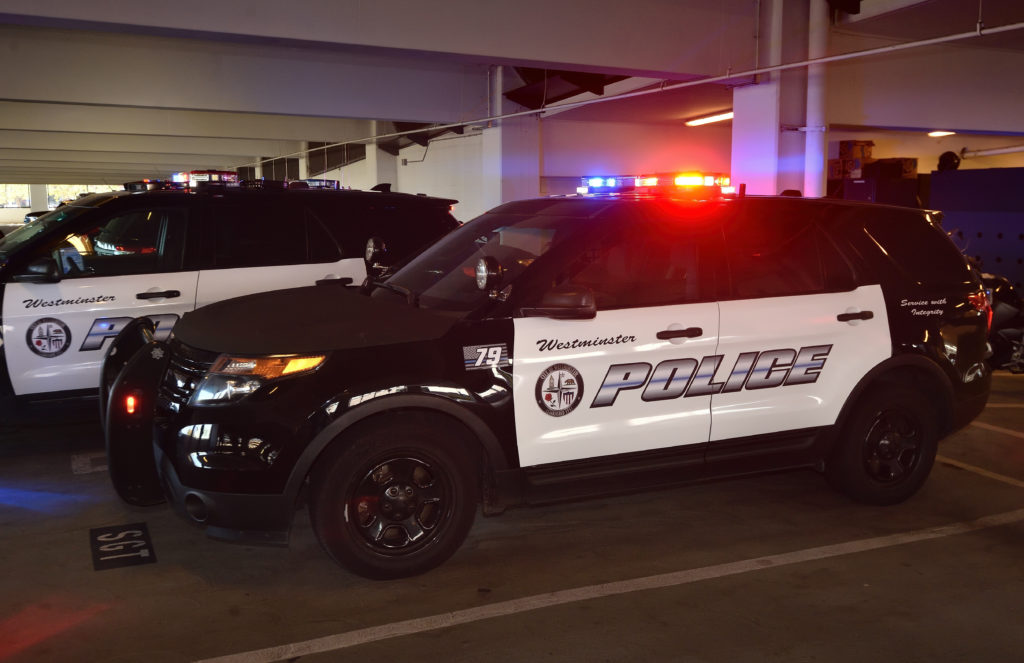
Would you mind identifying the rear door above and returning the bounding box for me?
[709,200,890,446]
[3,203,196,395]
[512,209,722,467]
[194,196,364,308]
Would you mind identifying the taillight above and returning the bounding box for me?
[967,291,993,332]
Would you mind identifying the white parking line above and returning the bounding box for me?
[194,507,1024,663]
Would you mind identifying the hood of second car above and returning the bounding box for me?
[173,285,459,355]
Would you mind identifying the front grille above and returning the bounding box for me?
[159,338,218,408]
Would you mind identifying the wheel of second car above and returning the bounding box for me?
[309,415,478,579]
[826,386,939,505]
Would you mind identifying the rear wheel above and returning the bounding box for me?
[310,415,478,579]
[826,386,938,505]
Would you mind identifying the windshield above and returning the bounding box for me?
[0,206,92,259]
[380,209,600,312]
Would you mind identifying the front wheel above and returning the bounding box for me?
[309,416,478,579]
[826,387,938,505]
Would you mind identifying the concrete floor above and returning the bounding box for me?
[2,375,1023,662]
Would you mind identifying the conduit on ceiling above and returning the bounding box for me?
[961,144,1024,159]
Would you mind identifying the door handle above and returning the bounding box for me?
[657,327,703,340]
[316,277,354,287]
[837,310,873,322]
[136,290,181,300]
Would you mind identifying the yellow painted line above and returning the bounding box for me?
[970,420,1024,441]
[983,403,1024,408]
[937,455,1024,490]
[195,508,1024,663]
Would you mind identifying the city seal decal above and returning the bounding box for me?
[536,363,584,417]
[26,317,72,358]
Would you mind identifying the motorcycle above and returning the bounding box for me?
[981,271,1024,373]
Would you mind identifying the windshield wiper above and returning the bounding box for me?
[368,279,420,307]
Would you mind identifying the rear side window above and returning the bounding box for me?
[724,202,857,300]
[207,199,341,269]
[316,200,457,260]
[862,210,972,286]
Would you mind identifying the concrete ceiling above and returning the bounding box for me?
[0,0,1021,185]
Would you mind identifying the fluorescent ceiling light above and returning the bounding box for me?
[685,111,734,127]
[928,130,955,137]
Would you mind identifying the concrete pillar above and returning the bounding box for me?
[731,82,782,195]
[480,66,541,209]
[375,148,398,190]
[29,183,48,210]
[803,0,829,198]
[731,0,814,196]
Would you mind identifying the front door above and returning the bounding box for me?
[512,214,721,467]
[3,205,196,396]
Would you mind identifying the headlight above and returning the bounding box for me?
[189,354,326,406]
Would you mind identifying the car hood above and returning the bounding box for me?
[174,285,459,355]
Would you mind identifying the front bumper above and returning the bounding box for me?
[106,338,315,545]
[153,440,293,546]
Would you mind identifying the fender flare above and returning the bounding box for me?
[282,392,510,502]
[830,353,955,447]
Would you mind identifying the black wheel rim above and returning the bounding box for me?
[348,455,451,555]
[862,408,921,483]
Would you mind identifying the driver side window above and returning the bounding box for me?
[40,207,188,278]
[560,223,707,310]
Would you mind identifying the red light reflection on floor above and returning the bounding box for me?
[0,599,110,660]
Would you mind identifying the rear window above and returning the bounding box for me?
[862,210,972,286]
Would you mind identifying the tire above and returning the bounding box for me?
[826,386,938,505]
[309,415,478,579]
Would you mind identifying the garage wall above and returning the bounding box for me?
[330,118,734,218]
[541,119,732,182]
[396,135,488,222]
[827,33,1024,135]
[330,134,488,222]
[0,209,26,223]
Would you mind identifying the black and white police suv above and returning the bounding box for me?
[104,185,991,579]
[0,180,458,406]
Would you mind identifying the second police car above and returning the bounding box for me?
[0,180,459,409]
[104,175,991,579]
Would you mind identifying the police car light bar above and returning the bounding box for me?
[578,172,732,195]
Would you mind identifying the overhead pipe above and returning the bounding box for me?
[961,143,1024,159]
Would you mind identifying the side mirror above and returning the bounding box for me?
[475,256,504,291]
[365,237,387,264]
[364,237,389,279]
[519,284,596,320]
[11,257,61,283]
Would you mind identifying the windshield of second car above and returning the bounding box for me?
[0,206,92,260]
[379,211,594,312]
